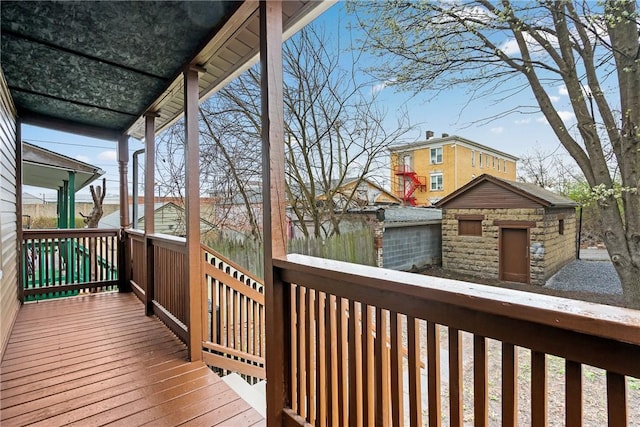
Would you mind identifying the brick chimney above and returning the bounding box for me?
[426,130,434,139]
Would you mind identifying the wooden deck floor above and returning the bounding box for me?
[0,292,265,426]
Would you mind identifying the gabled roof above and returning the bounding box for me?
[389,135,519,161]
[1,1,332,140]
[22,141,104,192]
[434,174,579,209]
[100,202,216,230]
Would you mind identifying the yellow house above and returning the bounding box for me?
[390,132,518,205]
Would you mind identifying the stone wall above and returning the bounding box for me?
[382,223,442,270]
[541,208,577,280]
[442,208,546,284]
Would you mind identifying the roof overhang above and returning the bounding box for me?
[22,142,105,192]
[1,1,334,142]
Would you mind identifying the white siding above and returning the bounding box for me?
[0,69,19,359]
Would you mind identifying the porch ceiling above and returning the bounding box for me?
[0,1,331,141]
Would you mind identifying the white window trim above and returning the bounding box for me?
[430,173,443,191]
[430,146,443,164]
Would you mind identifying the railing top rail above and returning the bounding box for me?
[124,228,145,238]
[23,228,120,239]
[147,233,186,247]
[275,254,640,346]
[200,243,263,285]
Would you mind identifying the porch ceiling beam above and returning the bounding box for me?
[19,111,121,141]
[1,29,167,81]
[9,85,137,117]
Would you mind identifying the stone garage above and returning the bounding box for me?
[435,174,579,285]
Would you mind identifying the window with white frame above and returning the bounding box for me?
[430,147,443,164]
[479,153,483,168]
[471,150,475,167]
[430,173,443,191]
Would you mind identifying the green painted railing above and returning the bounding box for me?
[22,228,120,300]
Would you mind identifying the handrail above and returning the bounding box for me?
[23,228,121,238]
[200,243,263,286]
[276,254,640,346]
[201,244,266,381]
[273,253,640,426]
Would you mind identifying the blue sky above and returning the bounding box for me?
[22,2,584,201]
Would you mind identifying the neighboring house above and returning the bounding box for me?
[22,141,105,228]
[389,131,519,206]
[315,177,401,208]
[100,202,216,237]
[435,174,579,286]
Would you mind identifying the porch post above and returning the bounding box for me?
[144,112,157,316]
[117,134,131,292]
[68,171,75,228]
[16,119,23,303]
[184,66,203,362]
[118,135,130,228]
[61,180,68,228]
[260,1,289,425]
[56,187,63,228]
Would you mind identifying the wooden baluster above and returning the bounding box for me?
[375,308,390,427]
[362,304,374,426]
[606,371,627,426]
[427,322,441,427]
[531,351,547,427]
[348,300,359,426]
[290,285,298,413]
[316,292,326,426]
[327,294,338,427]
[407,316,422,427]
[565,360,582,427]
[299,286,307,419]
[390,311,403,426]
[306,288,315,425]
[337,298,348,426]
[474,335,488,427]
[502,343,518,427]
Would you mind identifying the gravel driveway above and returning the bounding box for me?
[545,249,622,296]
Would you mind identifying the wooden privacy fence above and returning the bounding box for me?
[203,228,376,279]
[273,254,640,427]
[21,228,119,300]
[201,244,266,381]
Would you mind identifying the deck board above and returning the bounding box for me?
[1,292,263,426]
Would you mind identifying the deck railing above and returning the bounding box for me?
[272,254,640,426]
[21,228,119,300]
[201,244,266,381]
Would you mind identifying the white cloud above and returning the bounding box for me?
[98,150,117,161]
[490,126,504,134]
[500,38,520,56]
[557,110,576,122]
[549,95,560,103]
[371,79,396,95]
[536,110,575,124]
[558,85,568,96]
[76,155,91,163]
[514,118,531,125]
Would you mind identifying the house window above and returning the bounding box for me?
[498,159,502,171]
[459,219,482,236]
[479,153,483,168]
[471,150,475,167]
[430,173,443,191]
[492,156,495,168]
[559,219,565,235]
[504,161,508,173]
[430,147,443,164]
